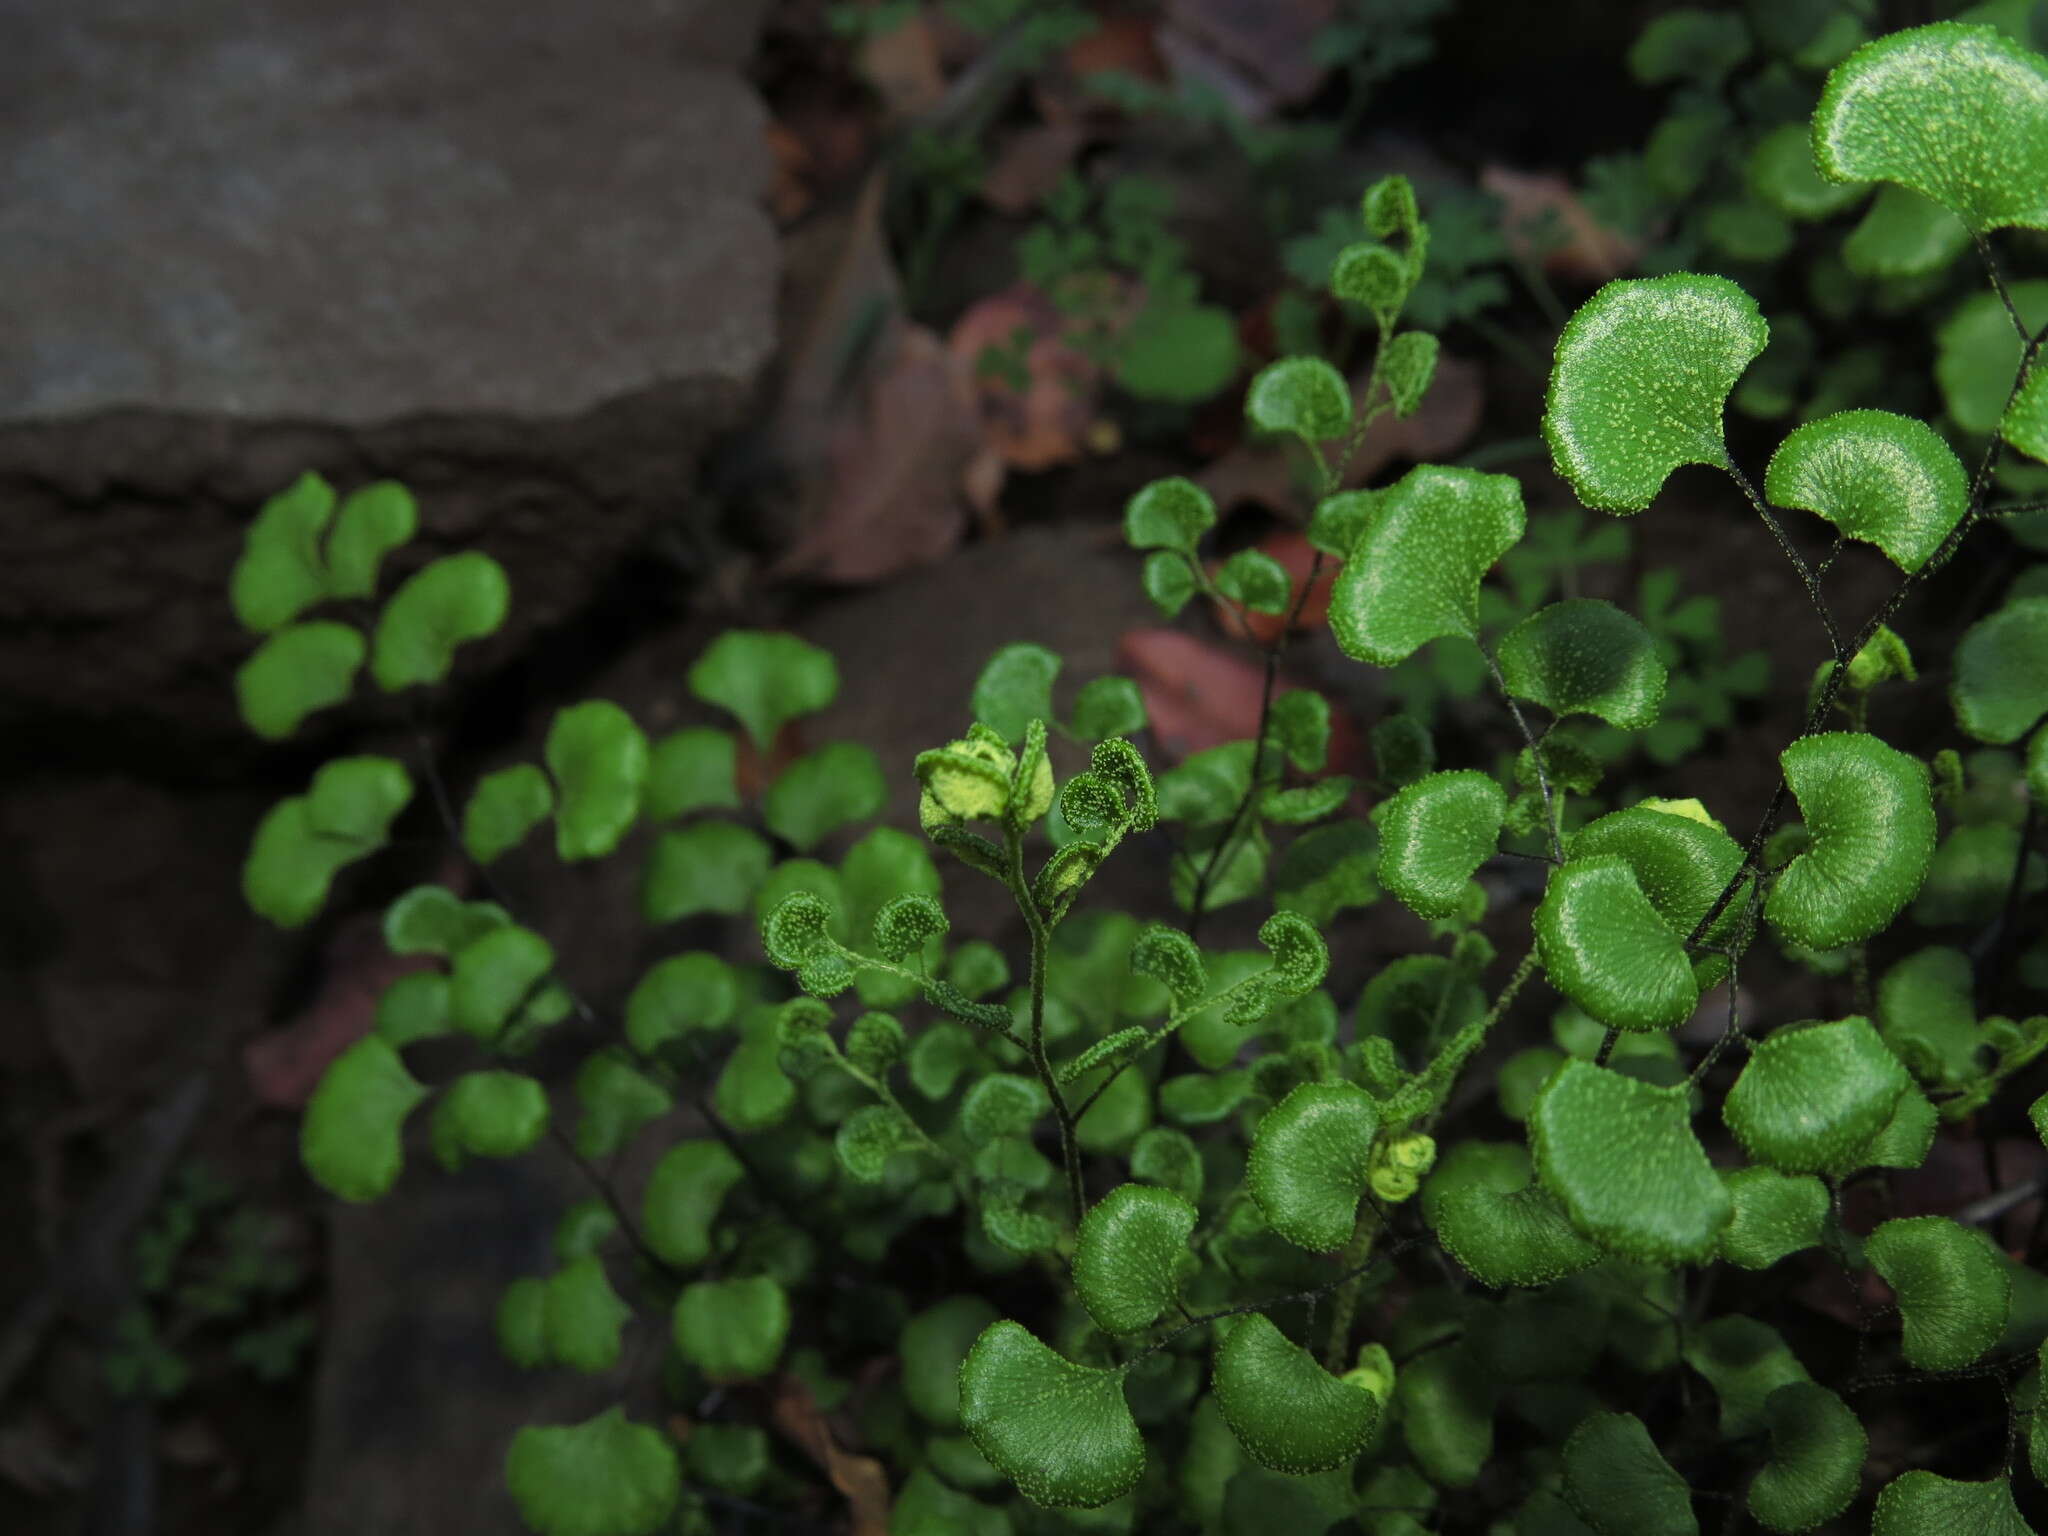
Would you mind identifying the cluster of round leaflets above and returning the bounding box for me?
[228,18,2048,1536]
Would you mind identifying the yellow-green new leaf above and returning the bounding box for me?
[463,764,554,865]
[1813,23,2048,234]
[1953,599,2048,744]
[672,1275,790,1382]
[1563,1411,1697,1536]
[1872,1472,2035,1536]
[1531,1061,1730,1263]
[1215,1313,1379,1475]
[642,1140,743,1269]
[1544,274,1767,512]
[1749,1383,1865,1535]
[235,621,365,740]
[1376,770,1506,921]
[505,1408,680,1536]
[1763,410,1965,573]
[1723,1017,1911,1174]
[1074,1184,1196,1334]
[1766,733,1936,949]
[1246,1082,1381,1252]
[1865,1216,2011,1370]
[301,1036,428,1202]
[546,701,648,861]
[1328,465,1526,666]
[371,552,509,691]
[1535,856,1700,1032]
[230,471,335,633]
[958,1321,1144,1508]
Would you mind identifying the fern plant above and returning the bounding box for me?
[230,21,2048,1536]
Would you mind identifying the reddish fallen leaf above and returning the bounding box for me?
[1480,165,1641,285]
[734,721,808,800]
[1066,14,1168,80]
[1161,0,1337,116]
[1206,529,1333,645]
[765,122,812,225]
[772,174,981,585]
[947,283,1106,474]
[769,1375,891,1536]
[856,13,947,121]
[1121,627,1269,761]
[980,121,1090,215]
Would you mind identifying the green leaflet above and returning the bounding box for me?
[1124,477,1217,555]
[1629,7,1748,84]
[545,701,648,862]
[1748,1383,1865,1535]
[497,1277,549,1370]
[1382,331,1438,417]
[449,925,556,1042]
[1433,1182,1600,1288]
[325,480,417,600]
[960,1074,1049,1145]
[463,764,555,865]
[643,728,739,820]
[1143,551,1198,617]
[1561,1411,1697,1536]
[1245,357,1352,444]
[382,883,509,957]
[1936,282,2048,433]
[1396,1343,1495,1488]
[1531,1061,1730,1264]
[1327,465,1526,666]
[973,643,1061,744]
[1813,22,2048,234]
[1763,410,1965,573]
[1246,1082,1381,1252]
[231,471,336,633]
[901,1296,999,1431]
[235,621,364,740]
[370,552,510,692]
[958,1321,1144,1508]
[1766,733,1936,950]
[1871,1472,2035,1536]
[1130,924,1206,1009]
[1216,549,1291,616]
[836,1103,915,1182]
[1722,1018,1912,1174]
[1534,856,1700,1033]
[642,1140,742,1269]
[504,1408,679,1536]
[713,1009,796,1133]
[1952,599,2048,744]
[1069,677,1148,743]
[1681,1316,1809,1439]
[375,971,450,1046]
[1717,1167,1829,1270]
[1566,804,1747,982]
[573,1049,672,1159]
[1543,273,1767,512]
[1864,1216,2012,1370]
[552,1203,617,1265]
[1331,241,1410,329]
[2008,367,2048,463]
[1073,1184,1197,1334]
[688,1423,769,1496]
[543,1254,632,1373]
[431,1070,549,1170]
[1214,1313,1378,1475]
[1496,600,1667,729]
[243,756,414,929]
[763,742,887,851]
[641,820,772,923]
[300,1036,427,1203]
[672,1274,790,1381]
[687,630,838,751]
[1842,185,1970,278]
[1130,1126,1204,1204]
[892,1468,1011,1536]
[625,953,739,1056]
[1375,770,1506,921]
[1747,122,1866,220]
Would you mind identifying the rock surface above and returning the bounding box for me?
[0,0,778,767]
